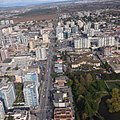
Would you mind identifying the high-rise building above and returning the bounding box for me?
[0,81,16,109]
[22,72,39,87]
[42,33,50,44]
[35,46,47,60]
[10,20,14,24]
[71,26,78,34]
[23,81,39,107]
[29,39,35,51]
[88,28,94,37]
[84,22,91,33]
[77,20,84,28]
[0,48,10,61]
[74,38,91,49]
[0,20,5,25]
[70,21,75,27]
[56,26,63,36]
[94,22,99,30]
[63,32,69,39]
[56,26,64,40]
[98,36,115,47]
[0,99,5,120]
[57,32,64,40]
[19,34,29,46]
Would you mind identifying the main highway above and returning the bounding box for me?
[36,42,54,120]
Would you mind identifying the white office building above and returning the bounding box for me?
[77,20,84,28]
[57,32,64,40]
[74,38,91,49]
[35,46,47,60]
[0,82,16,109]
[88,28,94,37]
[84,22,91,33]
[94,22,100,30]
[23,81,39,107]
[56,26,64,35]
[98,36,115,47]
[0,100,5,120]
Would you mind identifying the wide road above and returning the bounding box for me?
[37,44,54,120]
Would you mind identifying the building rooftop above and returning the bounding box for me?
[53,89,70,108]
[10,110,30,120]
[23,81,36,88]
[54,107,74,120]
[54,76,68,88]
[0,79,13,91]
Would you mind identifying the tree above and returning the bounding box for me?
[80,75,86,86]
[8,115,14,120]
[106,88,120,113]
[86,73,93,86]
[82,112,88,120]
[67,79,73,87]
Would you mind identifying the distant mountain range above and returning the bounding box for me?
[0,0,116,7]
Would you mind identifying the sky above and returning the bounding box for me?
[0,0,68,7]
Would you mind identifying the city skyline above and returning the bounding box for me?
[0,0,68,7]
[0,0,119,119]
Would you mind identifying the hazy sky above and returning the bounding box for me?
[0,0,68,7]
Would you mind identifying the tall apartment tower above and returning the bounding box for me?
[0,99,5,120]
[74,38,91,49]
[35,46,47,60]
[0,82,16,109]
[98,36,115,47]
[0,48,10,61]
[42,33,50,44]
[29,40,35,51]
[23,81,39,107]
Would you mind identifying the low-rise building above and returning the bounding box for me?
[54,107,74,120]
[54,76,67,88]
[53,89,70,108]
[9,110,30,120]
[108,57,120,73]
[54,62,63,73]
[71,56,100,69]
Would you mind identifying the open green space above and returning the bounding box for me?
[14,83,24,104]
[65,71,109,120]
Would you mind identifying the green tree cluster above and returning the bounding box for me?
[106,88,120,113]
[7,115,14,120]
[66,71,108,120]
[14,83,24,103]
